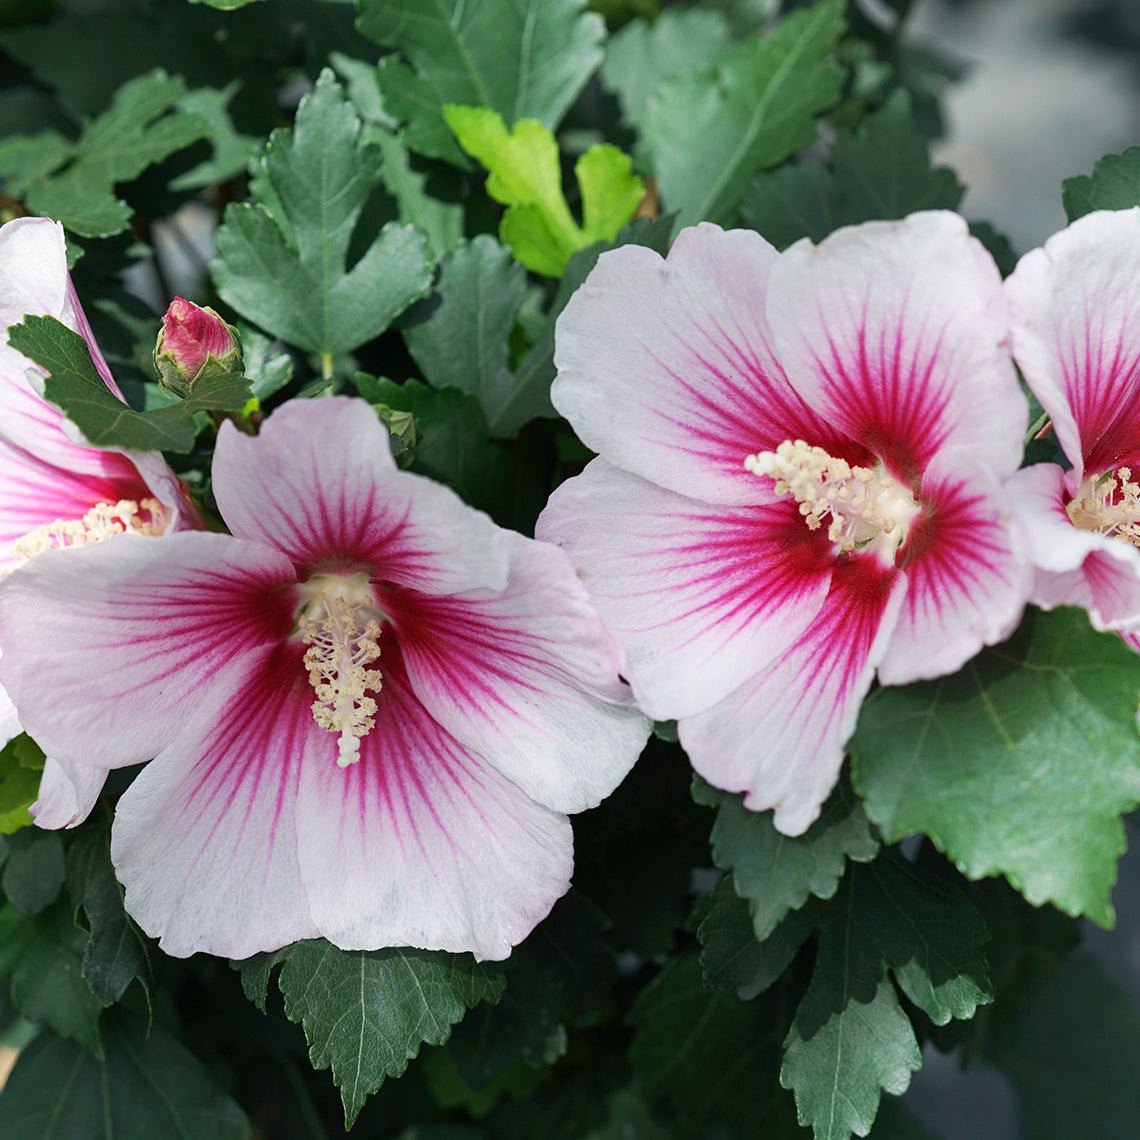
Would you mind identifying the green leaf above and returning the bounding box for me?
[644,0,845,226]
[0,736,41,835]
[238,940,506,1127]
[8,316,251,454]
[66,827,153,1008]
[444,106,643,276]
[168,84,259,191]
[0,1006,249,1140]
[356,0,605,163]
[12,69,210,238]
[1,829,64,915]
[602,7,734,130]
[239,326,294,405]
[0,898,104,1056]
[693,775,880,940]
[850,607,1140,926]
[1062,146,1140,223]
[212,68,434,358]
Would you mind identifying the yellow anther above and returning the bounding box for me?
[745,439,919,558]
[1067,469,1140,546]
[10,498,169,563]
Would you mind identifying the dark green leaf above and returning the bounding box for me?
[238,939,506,1127]
[739,159,842,249]
[851,607,1140,926]
[357,0,605,162]
[1062,146,1140,223]
[1,898,103,1056]
[9,316,251,453]
[643,0,845,226]
[1,829,64,915]
[0,1006,249,1140]
[168,84,259,191]
[212,69,434,358]
[67,827,153,1007]
[693,775,879,940]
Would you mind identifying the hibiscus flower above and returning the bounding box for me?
[0,396,648,959]
[1004,207,1140,648]
[0,216,196,827]
[536,213,1029,835]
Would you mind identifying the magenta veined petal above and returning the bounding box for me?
[387,524,649,815]
[212,397,511,594]
[551,224,847,507]
[768,211,1026,486]
[296,642,573,961]
[535,457,835,720]
[1007,462,1140,630]
[0,531,298,768]
[680,555,907,836]
[877,450,1029,684]
[1007,208,1140,481]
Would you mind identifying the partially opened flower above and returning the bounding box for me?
[1004,208,1140,648]
[0,216,197,827]
[537,213,1029,835]
[0,396,648,959]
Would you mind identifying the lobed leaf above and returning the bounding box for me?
[851,607,1140,926]
[1062,145,1140,222]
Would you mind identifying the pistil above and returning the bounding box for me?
[746,439,919,559]
[1067,468,1140,546]
[298,574,383,766]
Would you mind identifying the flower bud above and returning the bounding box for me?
[154,297,242,397]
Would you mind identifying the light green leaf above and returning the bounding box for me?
[357,0,605,162]
[238,940,505,1127]
[444,105,643,276]
[9,316,251,454]
[693,775,880,940]
[0,1007,249,1139]
[212,69,434,357]
[644,0,845,226]
[0,736,41,836]
[850,607,1140,927]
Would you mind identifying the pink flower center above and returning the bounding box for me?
[10,498,170,564]
[1067,468,1140,545]
[745,439,919,560]
[297,573,383,766]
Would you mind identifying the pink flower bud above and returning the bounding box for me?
[154,297,242,397]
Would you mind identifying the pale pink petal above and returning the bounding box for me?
[212,397,510,594]
[551,224,850,506]
[297,645,572,960]
[30,756,108,830]
[385,524,649,815]
[1006,208,1140,480]
[877,452,1029,684]
[768,211,1026,486]
[680,556,907,836]
[535,457,834,719]
[0,531,298,768]
[109,641,319,958]
[1006,462,1140,629]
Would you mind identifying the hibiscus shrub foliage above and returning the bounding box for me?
[2,1,1140,1138]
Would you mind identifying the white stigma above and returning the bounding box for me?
[10,498,170,564]
[745,439,919,559]
[1067,468,1140,546]
[298,574,383,766]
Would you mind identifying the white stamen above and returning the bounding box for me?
[298,574,383,766]
[1067,468,1140,546]
[10,498,170,564]
[745,439,919,559]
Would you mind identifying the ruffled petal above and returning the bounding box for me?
[1006,462,1140,629]
[109,639,319,958]
[768,211,1026,485]
[551,224,844,506]
[30,756,108,830]
[213,397,510,594]
[877,451,1029,684]
[535,457,834,719]
[0,531,298,768]
[296,643,573,960]
[385,523,649,815]
[680,555,907,836]
[1006,208,1140,479]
